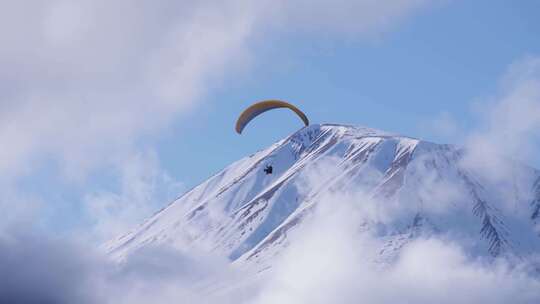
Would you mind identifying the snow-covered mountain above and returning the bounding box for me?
[105,124,540,268]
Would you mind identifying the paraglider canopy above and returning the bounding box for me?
[235,100,309,134]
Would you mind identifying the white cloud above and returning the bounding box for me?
[82,150,183,242]
[253,193,540,304]
[463,56,540,181]
[3,177,539,304]
[0,0,257,180]
[0,231,253,304]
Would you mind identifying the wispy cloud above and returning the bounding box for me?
[463,56,540,178]
[82,150,183,241]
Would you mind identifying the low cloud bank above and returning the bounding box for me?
[2,195,539,304]
[254,198,540,304]
[0,229,255,304]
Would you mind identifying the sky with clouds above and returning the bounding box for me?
[1,0,540,303]
[0,0,538,239]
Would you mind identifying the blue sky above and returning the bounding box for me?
[1,0,539,239]
[161,0,540,187]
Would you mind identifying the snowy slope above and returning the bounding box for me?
[105,124,540,268]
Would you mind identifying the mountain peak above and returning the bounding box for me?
[105,124,540,269]
[292,123,407,141]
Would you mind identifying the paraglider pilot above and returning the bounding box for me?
[264,165,273,175]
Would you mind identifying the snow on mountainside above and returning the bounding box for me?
[105,124,540,268]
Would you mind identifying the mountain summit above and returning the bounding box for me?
[105,124,540,267]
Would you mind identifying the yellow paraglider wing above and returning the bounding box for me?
[235,100,309,134]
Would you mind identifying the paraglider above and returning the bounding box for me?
[264,165,273,175]
[235,100,309,134]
